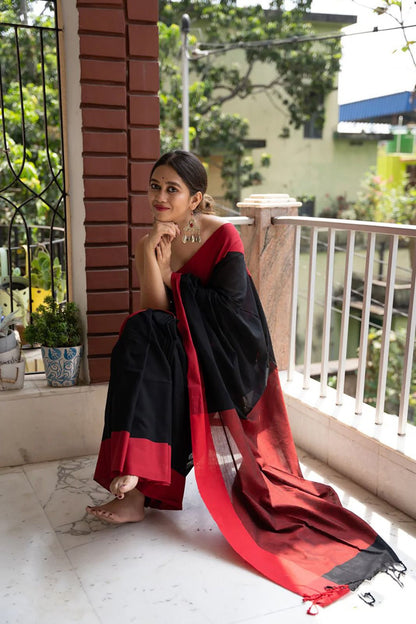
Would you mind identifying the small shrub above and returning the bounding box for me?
[23,295,81,347]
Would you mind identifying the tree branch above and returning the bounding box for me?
[200,75,285,113]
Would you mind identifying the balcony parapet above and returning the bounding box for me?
[281,370,416,520]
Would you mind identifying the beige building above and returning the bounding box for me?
[206,13,389,214]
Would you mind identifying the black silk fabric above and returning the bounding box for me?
[177,251,273,419]
[94,223,405,609]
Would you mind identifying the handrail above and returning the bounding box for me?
[272,215,416,237]
[221,216,255,225]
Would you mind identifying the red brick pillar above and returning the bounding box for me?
[238,194,300,371]
[77,0,160,383]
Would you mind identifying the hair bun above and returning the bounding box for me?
[201,193,215,214]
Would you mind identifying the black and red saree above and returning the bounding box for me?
[94,222,405,611]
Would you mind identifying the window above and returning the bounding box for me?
[0,0,68,332]
[303,113,323,139]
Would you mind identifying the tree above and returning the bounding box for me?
[158,0,341,206]
[370,0,416,69]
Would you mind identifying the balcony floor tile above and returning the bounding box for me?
[1,451,416,623]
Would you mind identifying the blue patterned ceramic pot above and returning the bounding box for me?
[41,345,83,387]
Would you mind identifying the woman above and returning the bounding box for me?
[87,150,405,611]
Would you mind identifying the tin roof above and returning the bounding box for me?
[339,91,416,124]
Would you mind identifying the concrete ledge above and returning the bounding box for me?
[281,370,416,520]
[0,375,107,466]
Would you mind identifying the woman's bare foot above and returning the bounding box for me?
[109,475,139,499]
[86,487,145,524]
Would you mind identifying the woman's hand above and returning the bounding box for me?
[135,221,177,311]
[156,235,173,289]
[147,220,180,252]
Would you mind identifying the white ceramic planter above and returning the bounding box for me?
[0,360,25,390]
[0,344,21,365]
[0,330,17,354]
[41,345,83,387]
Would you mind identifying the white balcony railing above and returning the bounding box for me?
[271,216,416,437]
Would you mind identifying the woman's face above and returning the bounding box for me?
[148,164,201,226]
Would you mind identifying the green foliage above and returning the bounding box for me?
[374,1,415,67]
[352,169,416,224]
[23,295,82,347]
[365,327,416,424]
[1,1,66,320]
[30,248,65,302]
[158,0,341,205]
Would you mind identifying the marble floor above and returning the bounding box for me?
[1,450,416,624]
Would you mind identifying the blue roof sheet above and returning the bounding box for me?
[339,91,416,123]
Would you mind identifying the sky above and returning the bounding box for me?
[237,0,416,104]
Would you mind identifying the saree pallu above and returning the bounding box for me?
[94,223,405,610]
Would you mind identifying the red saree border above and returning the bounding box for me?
[94,432,171,490]
[94,431,186,510]
[171,270,352,607]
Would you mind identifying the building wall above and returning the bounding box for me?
[209,15,378,213]
[75,0,160,383]
[218,94,379,215]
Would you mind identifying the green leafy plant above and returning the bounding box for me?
[352,169,416,267]
[0,4,63,232]
[23,295,81,347]
[352,169,416,224]
[365,327,416,424]
[30,248,66,302]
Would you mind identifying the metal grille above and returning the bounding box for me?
[0,1,67,334]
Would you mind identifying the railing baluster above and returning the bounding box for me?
[287,225,301,382]
[271,215,416,437]
[336,230,355,405]
[320,228,335,397]
[398,259,416,435]
[375,235,399,425]
[355,232,376,415]
[303,227,318,389]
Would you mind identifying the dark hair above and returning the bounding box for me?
[150,150,215,214]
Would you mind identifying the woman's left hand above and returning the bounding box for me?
[156,234,173,288]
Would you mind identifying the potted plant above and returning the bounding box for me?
[297,194,315,217]
[0,307,25,390]
[23,295,83,387]
[30,246,66,306]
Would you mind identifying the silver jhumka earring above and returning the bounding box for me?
[182,212,201,243]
